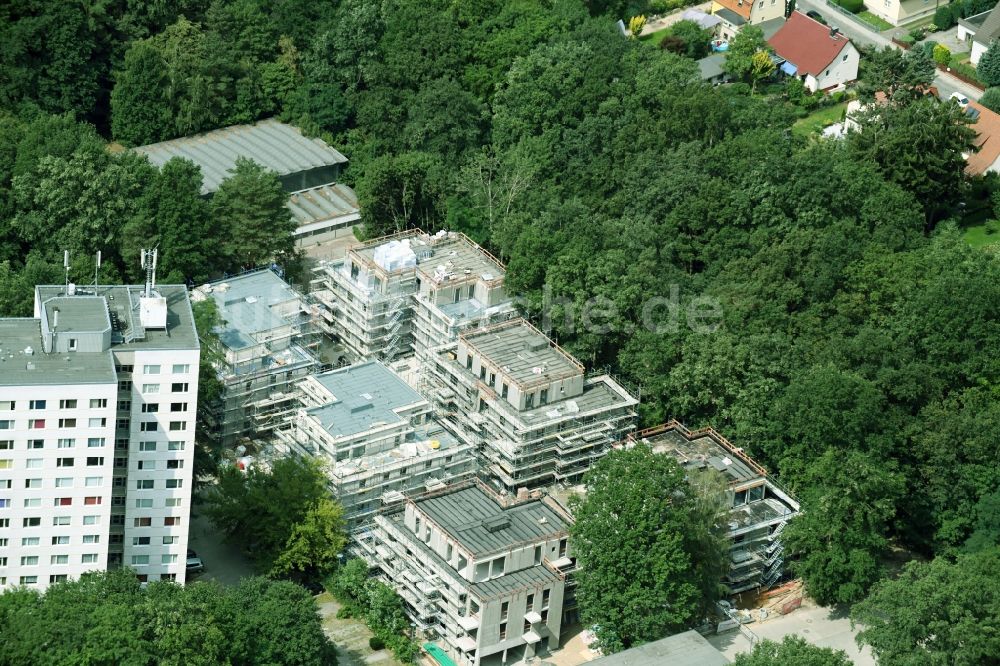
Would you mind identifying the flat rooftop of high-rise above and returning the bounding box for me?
[461,319,583,385]
[633,422,767,485]
[351,230,505,282]
[0,319,116,386]
[34,284,198,351]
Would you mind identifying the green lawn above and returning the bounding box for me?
[857,11,893,31]
[638,26,671,46]
[960,207,1000,248]
[791,103,848,138]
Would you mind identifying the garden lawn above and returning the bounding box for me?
[791,102,848,138]
[638,26,672,46]
[857,11,893,31]
[960,207,1000,248]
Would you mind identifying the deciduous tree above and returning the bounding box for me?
[733,636,852,666]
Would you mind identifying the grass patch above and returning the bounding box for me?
[857,11,894,31]
[638,26,672,46]
[791,102,848,138]
[960,206,1000,248]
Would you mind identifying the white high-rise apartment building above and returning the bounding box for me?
[0,273,199,591]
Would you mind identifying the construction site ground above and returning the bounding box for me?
[315,593,410,666]
[708,582,875,664]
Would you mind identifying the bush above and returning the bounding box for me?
[921,40,939,58]
[832,90,846,103]
[899,34,916,46]
[952,61,983,85]
[908,26,926,41]
[336,605,357,619]
[838,0,863,13]
[934,5,955,28]
[981,87,1000,113]
[933,43,952,65]
[369,637,386,650]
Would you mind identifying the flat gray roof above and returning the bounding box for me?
[586,630,729,666]
[200,270,304,351]
[307,361,426,439]
[286,182,360,228]
[42,297,110,333]
[462,320,583,386]
[638,424,766,485]
[353,231,506,283]
[698,53,726,80]
[417,485,570,557]
[386,511,561,600]
[0,319,116,386]
[35,285,198,351]
[133,119,348,194]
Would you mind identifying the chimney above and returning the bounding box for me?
[830,27,840,38]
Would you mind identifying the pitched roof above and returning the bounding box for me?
[966,101,1000,176]
[974,3,1000,45]
[714,0,752,21]
[768,11,852,76]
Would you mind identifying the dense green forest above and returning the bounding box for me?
[2,0,999,627]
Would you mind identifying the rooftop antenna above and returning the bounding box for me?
[63,250,70,293]
[140,248,158,298]
[94,251,101,288]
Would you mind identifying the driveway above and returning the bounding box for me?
[707,600,875,665]
[186,508,256,587]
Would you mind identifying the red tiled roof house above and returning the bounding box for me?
[767,12,860,92]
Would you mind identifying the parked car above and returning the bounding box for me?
[950,92,970,107]
[806,10,827,24]
[186,549,204,573]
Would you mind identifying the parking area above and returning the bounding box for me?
[186,508,256,587]
[707,600,876,665]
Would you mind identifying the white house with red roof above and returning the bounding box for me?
[768,12,860,92]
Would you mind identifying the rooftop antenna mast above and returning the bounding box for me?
[63,250,70,293]
[94,251,101,289]
[140,248,158,298]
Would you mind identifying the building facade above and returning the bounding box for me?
[0,279,199,591]
[365,481,576,666]
[424,319,639,494]
[309,230,516,364]
[193,269,320,447]
[628,421,799,594]
[274,361,476,529]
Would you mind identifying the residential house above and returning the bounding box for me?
[768,12,860,92]
[867,0,943,27]
[964,101,1000,176]
[625,421,799,594]
[958,4,1000,65]
[711,0,786,41]
[363,480,576,666]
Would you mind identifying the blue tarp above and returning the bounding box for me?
[780,61,798,76]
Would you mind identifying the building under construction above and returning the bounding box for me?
[274,361,476,528]
[424,319,639,494]
[192,269,320,447]
[626,421,800,594]
[309,230,516,364]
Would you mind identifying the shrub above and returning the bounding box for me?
[933,43,952,65]
[921,40,939,58]
[832,90,846,103]
[899,34,916,46]
[838,0,863,13]
[934,5,955,28]
[908,26,926,41]
[981,87,1000,113]
[369,637,386,650]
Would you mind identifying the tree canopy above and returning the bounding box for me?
[570,445,728,652]
[0,569,337,666]
[732,636,852,666]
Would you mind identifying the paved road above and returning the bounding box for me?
[795,0,983,101]
[707,602,876,665]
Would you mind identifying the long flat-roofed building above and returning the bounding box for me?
[133,119,360,246]
[275,361,475,528]
[626,421,799,594]
[425,319,639,493]
[310,229,516,363]
[366,481,576,666]
[192,269,320,447]
[0,271,199,591]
